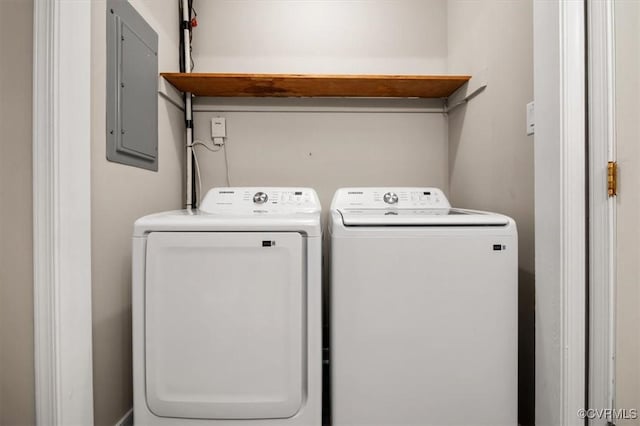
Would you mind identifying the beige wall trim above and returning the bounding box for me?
[587,0,617,422]
[534,0,587,425]
[33,0,94,424]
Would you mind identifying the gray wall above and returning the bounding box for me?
[191,0,448,74]
[91,1,184,425]
[193,100,449,215]
[447,1,534,424]
[0,0,36,425]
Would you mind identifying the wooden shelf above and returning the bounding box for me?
[161,73,471,98]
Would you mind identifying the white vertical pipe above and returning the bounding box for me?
[182,0,193,208]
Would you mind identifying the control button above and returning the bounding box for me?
[383,192,399,204]
[253,192,268,204]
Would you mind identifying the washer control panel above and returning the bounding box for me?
[200,187,321,214]
[331,187,451,209]
[383,192,399,205]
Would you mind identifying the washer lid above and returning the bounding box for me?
[339,208,510,226]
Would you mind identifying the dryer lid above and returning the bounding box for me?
[338,208,510,226]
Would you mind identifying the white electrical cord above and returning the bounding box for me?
[191,140,222,153]
[223,144,231,187]
[189,139,231,204]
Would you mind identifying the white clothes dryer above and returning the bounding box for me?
[132,187,322,426]
[329,187,517,426]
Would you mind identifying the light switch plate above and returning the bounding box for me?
[526,101,535,136]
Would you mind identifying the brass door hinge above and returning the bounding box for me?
[608,161,618,197]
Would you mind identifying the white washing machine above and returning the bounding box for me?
[329,187,517,426]
[132,187,322,426]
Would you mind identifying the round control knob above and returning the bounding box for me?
[253,192,268,204]
[383,192,399,204]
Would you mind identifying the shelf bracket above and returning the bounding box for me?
[445,69,488,113]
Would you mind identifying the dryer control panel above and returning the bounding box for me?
[331,187,451,210]
[200,187,321,214]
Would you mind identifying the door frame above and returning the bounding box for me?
[534,1,587,425]
[30,1,593,425]
[32,0,94,424]
[587,0,617,422]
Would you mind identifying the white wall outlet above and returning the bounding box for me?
[211,117,226,138]
[211,117,226,146]
[526,101,535,136]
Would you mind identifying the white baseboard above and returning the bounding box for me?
[115,409,133,426]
